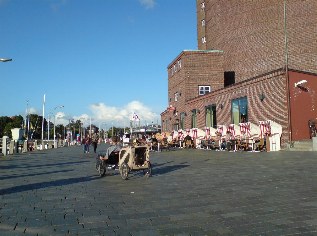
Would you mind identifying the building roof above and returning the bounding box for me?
[168,49,224,68]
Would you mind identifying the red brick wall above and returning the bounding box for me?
[199,0,317,81]
[196,0,206,50]
[162,1,317,147]
[162,69,292,147]
[167,50,224,115]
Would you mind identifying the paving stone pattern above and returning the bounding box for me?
[0,144,317,235]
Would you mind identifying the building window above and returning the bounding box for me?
[166,119,169,131]
[191,109,198,128]
[199,86,210,95]
[174,92,179,102]
[205,105,217,128]
[231,97,248,125]
[201,36,206,44]
[173,122,179,132]
[180,112,186,130]
[201,19,205,27]
[201,2,205,10]
[224,71,235,87]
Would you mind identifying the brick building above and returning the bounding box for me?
[161,0,317,148]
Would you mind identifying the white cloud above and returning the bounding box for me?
[139,0,156,9]
[28,107,38,115]
[67,100,160,128]
[26,101,160,128]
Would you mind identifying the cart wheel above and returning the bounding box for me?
[120,162,129,180]
[97,163,106,177]
[143,162,152,177]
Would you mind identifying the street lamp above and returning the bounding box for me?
[99,122,107,141]
[53,105,64,148]
[79,117,86,141]
[47,112,53,141]
[0,58,12,62]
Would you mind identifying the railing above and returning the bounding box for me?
[1,138,67,156]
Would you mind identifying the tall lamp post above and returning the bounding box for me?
[79,118,86,142]
[25,100,30,140]
[53,105,64,148]
[47,112,53,141]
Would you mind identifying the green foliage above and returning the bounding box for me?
[0,115,24,138]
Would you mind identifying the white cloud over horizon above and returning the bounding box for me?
[55,100,160,127]
[24,100,160,128]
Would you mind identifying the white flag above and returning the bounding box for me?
[132,112,140,121]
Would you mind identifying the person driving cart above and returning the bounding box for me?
[99,137,122,161]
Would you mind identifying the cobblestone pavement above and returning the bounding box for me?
[0,144,317,236]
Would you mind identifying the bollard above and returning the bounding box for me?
[2,136,8,156]
[22,140,28,153]
[9,140,16,154]
[313,137,317,151]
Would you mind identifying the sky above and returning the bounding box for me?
[0,0,197,128]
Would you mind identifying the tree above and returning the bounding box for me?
[0,115,24,138]
[0,116,12,137]
[55,124,65,139]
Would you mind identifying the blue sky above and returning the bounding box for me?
[0,0,196,127]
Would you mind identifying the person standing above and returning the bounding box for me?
[82,136,86,153]
[91,131,99,153]
[84,134,91,154]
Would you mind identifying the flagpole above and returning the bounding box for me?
[41,94,45,150]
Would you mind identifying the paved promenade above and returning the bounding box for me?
[0,144,317,236]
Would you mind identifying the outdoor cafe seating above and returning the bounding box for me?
[148,120,282,152]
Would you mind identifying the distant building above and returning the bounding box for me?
[161,0,317,148]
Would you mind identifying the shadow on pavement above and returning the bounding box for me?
[152,164,190,176]
[0,160,89,170]
[0,169,74,181]
[0,175,99,195]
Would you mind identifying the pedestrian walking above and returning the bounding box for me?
[83,134,91,153]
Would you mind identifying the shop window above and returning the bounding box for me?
[205,105,217,128]
[231,97,248,125]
